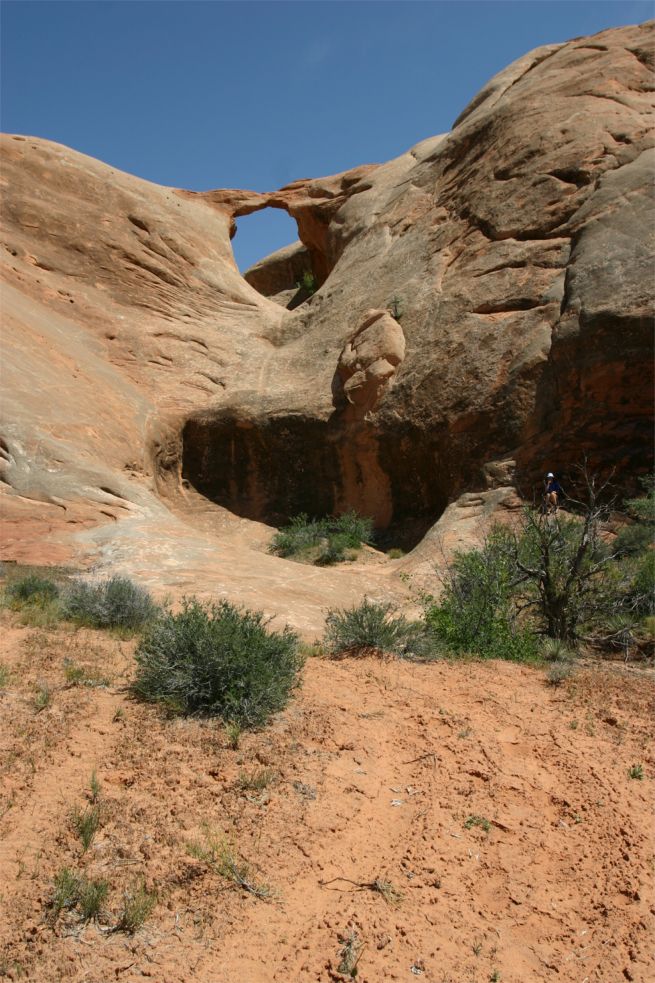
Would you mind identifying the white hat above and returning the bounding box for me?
[546,472,554,477]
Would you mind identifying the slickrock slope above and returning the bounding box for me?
[1,22,653,611]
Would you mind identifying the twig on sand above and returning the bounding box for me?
[403,752,437,766]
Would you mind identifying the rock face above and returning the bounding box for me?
[338,310,406,410]
[1,22,653,582]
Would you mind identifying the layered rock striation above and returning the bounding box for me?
[1,22,653,574]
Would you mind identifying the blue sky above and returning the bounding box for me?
[2,0,652,269]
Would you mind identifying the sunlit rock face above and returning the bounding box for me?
[1,22,653,572]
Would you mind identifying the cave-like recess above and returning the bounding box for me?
[181,411,450,540]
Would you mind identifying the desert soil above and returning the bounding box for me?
[0,609,653,983]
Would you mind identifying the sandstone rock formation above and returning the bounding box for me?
[1,22,653,602]
[337,309,406,411]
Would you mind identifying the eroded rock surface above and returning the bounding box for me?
[338,309,406,410]
[1,22,653,605]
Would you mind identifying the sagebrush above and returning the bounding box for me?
[132,598,302,727]
[324,598,437,661]
[4,574,60,607]
[269,511,374,565]
[424,526,538,662]
[62,576,158,630]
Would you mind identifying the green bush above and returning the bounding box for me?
[315,532,354,566]
[424,472,654,656]
[132,598,302,728]
[424,527,538,662]
[116,879,157,933]
[269,511,374,565]
[50,868,82,918]
[78,877,109,922]
[627,550,655,616]
[62,576,157,630]
[625,475,655,525]
[5,574,60,608]
[296,270,317,295]
[614,522,653,557]
[323,598,438,661]
[49,869,108,923]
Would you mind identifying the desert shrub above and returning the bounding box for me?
[187,827,272,899]
[315,532,353,566]
[626,550,655,616]
[116,879,156,933]
[296,270,317,295]
[330,511,374,547]
[132,598,302,727]
[541,638,575,662]
[625,475,655,525]
[516,508,637,641]
[62,576,157,630]
[50,868,82,918]
[269,514,321,558]
[269,511,373,565]
[614,522,654,557]
[4,574,60,608]
[424,527,538,662]
[546,661,574,686]
[426,470,653,654]
[324,598,437,661]
[70,803,102,853]
[78,877,109,921]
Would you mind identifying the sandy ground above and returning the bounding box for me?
[0,611,653,983]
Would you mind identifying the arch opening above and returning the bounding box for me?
[232,208,317,309]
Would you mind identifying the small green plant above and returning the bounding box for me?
[78,877,109,922]
[89,769,101,803]
[5,574,60,608]
[236,767,277,793]
[472,941,483,956]
[541,638,575,662]
[388,294,404,320]
[296,270,317,295]
[50,867,81,918]
[187,827,272,899]
[269,511,373,565]
[63,661,86,686]
[628,763,644,780]
[70,803,102,853]
[299,641,324,658]
[0,664,9,688]
[33,681,52,712]
[17,601,62,628]
[132,598,302,728]
[546,661,574,687]
[387,548,405,560]
[464,815,491,833]
[490,971,501,983]
[323,599,437,661]
[115,878,156,933]
[63,659,109,688]
[224,720,242,749]
[337,930,364,977]
[62,576,158,631]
